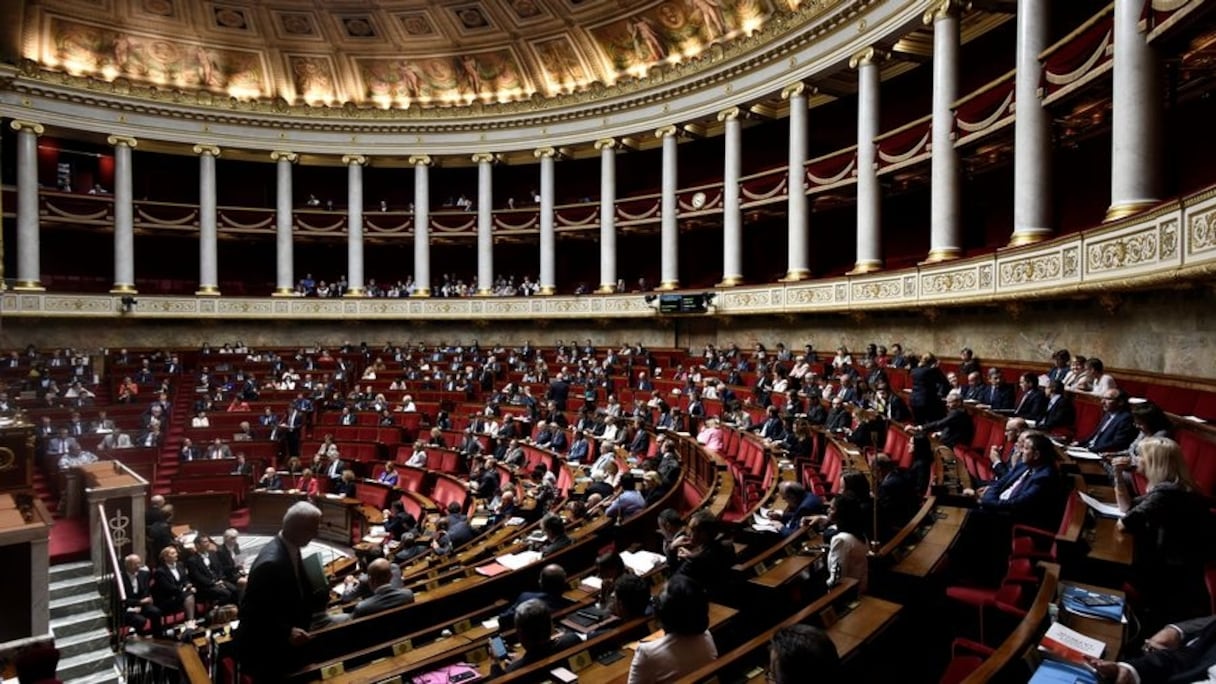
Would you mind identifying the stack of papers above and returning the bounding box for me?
[752,508,783,533]
[1028,659,1098,684]
[495,550,542,570]
[1061,586,1124,622]
[1039,621,1105,663]
[504,516,526,527]
[1078,491,1124,518]
[580,576,604,591]
[1065,448,1103,461]
[620,550,666,575]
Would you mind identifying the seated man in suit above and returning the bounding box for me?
[962,372,986,403]
[873,454,920,539]
[1038,380,1076,434]
[445,501,476,548]
[913,391,974,448]
[1076,389,1138,454]
[1091,614,1216,683]
[537,514,572,557]
[976,431,1066,531]
[872,383,912,422]
[1013,372,1047,420]
[980,369,1015,411]
[351,558,415,618]
[504,599,583,673]
[185,535,237,606]
[497,564,574,629]
[121,554,163,636]
[671,510,738,599]
[216,529,247,586]
[766,481,824,537]
[257,467,283,491]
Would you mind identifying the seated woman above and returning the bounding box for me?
[294,468,320,497]
[335,469,358,498]
[1114,437,1214,632]
[628,576,717,684]
[405,441,428,468]
[804,492,870,593]
[316,434,340,460]
[1107,402,1172,492]
[378,461,399,487]
[152,546,197,629]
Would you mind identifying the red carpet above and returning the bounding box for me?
[49,516,92,565]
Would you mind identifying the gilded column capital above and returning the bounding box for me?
[341,154,368,166]
[923,0,967,24]
[594,138,618,151]
[9,120,45,135]
[192,144,221,157]
[107,135,138,148]
[533,146,557,159]
[408,154,433,167]
[270,150,298,163]
[655,125,678,139]
[717,106,741,122]
[849,47,886,69]
[780,82,813,100]
[471,152,496,164]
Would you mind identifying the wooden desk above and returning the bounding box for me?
[1087,517,1133,566]
[825,596,902,659]
[892,506,969,577]
[247,490,306,534]
[315,495,362,545]
[168,491,233,535]
[1058,582,1126,658]
[749,554,817,589]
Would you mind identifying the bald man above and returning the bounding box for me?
[351,559,414,618]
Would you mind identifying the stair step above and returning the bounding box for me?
[50,574,100,600]
[55,627,113,660]
[65,665,122,684]
[49,593,104,619]
[50,560,95,581]
[57,647,118,681]
[50,608,110,638]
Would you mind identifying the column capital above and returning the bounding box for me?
[717,106,741,122]
[193,144,221,157]
[471,152,496,164]
[533,146,557,159]
[923,0,967,24]
[781,82,816,100]
[270,150,298,163]
[9,120,45,135]
[408,154,433,167]
[107,135,138,149]
[342,154,368,166]
[655,125,678,139]
[594,138,618,151]
[849,46,887,69]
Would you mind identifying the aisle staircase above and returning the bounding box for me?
[47,561,121,684]
[153,382,194,496]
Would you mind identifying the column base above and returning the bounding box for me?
[595,284,616,294]
[110,284,138,294]
[271,287,296,297]
[1104,200,1157,223]
[716,275,744,287]
[656,280,680,291]
[921,248,961,265]
[12,281,45,292]
[195,286,221,296]
[344,288,366,298]
[781,269,811,282]
[412,288,431,298]
[538,286,556,296]
[847,261,883,275]
[476,289,494,296]
[1007,230,1052,248]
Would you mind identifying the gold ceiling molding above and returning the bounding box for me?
[3,0,887,130]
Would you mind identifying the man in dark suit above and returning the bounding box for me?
[766,482,823,537]
[547,374,570,412]
[873,454,920,538]
[627,418,650,458]
[977,431,1066,531]
[179,438,200,462]
[873,384,912,422]
[186,535,237,606]
[121,554,163,636]
[915,391,974,448]
[279,405,305,459]
[496,564,574,629]
[981,369,1015,410]
[538,514,572,558]
[1038,380,1076,433]
[445,501,475,548]
[467,457,500,501]
[672,511,738,600]
[351,559,414,618]
[1092,615,1216,683]
[1076,389,1137,453]
[257,467,283,491]
[1012,372,1047,420]
[238,502,323,681]
[217,529,247,585]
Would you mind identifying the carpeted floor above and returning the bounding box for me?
[49,516,91,564]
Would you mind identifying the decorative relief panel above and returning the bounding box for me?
[850,277,903,303]
[998,251,1065,288]
[1186,207,1216,259]
[920,266,981,298]
[1086,226,1158,275]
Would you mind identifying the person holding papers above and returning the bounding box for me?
[1113,437,1214,633]
[767,481,824,537]
[1090,616,1216,684]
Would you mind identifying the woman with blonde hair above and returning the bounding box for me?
[1113,436,1213,632]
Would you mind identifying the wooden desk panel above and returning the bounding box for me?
[826,596,902,659]
[748,554,816,589]
[1087,517,1133,566]
[247,490,305,534]
[892,506,969,578]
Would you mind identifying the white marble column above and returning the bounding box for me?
[595,139,618,293]
[656,125,680,290]
[410,155,432,297]
[270,151,297,296]
[343,155,367,297]
[782,84,811,281]
[535,147,557,295]
[850,48,883,273]
[1011,0,1052,245]
[108,135,137,293]
[719,107,744,286]
[193,144,221,296]
[10,120,44,291]
[1107,0,1163,221]
[925,0,962,263]
[473,153,495,295]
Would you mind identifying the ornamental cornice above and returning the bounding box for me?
[0,0,928,155]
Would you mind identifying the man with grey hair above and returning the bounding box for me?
[238,501,322,681]
[913,390,974,448]
[505,598,581,672]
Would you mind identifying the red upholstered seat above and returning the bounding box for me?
[939,638,994,684]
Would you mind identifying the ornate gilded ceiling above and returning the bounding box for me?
[18,0,792,109]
